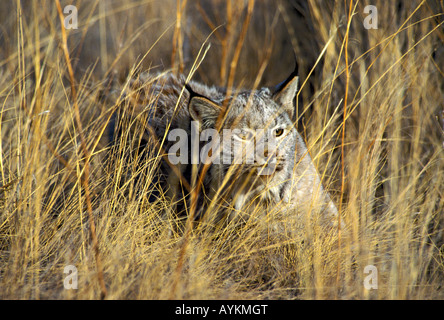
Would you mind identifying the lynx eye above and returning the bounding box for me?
[274,128,285,137]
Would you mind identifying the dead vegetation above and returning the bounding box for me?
[0,0,443,299]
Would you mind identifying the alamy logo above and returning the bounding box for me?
[63,5,78,30]
[64,265,78,289]
[167,121,281,175]
[363,265,378,290]
[363,5,378,29]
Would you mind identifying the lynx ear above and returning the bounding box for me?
[188,95,221,129]
[272,62,299,120]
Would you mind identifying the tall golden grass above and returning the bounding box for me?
[0,0,443,299]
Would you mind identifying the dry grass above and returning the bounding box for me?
[0,0,443,299]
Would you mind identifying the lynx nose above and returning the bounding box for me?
[260,146,277,161]
[256,147,271,165]
[257,147,277,169]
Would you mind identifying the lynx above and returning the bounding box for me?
[114,69,341,229]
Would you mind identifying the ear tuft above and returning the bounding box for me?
[272,61,299,120]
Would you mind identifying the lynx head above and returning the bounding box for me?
[187,70,300,206]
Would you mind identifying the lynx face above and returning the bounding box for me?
[188,87,299,209]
